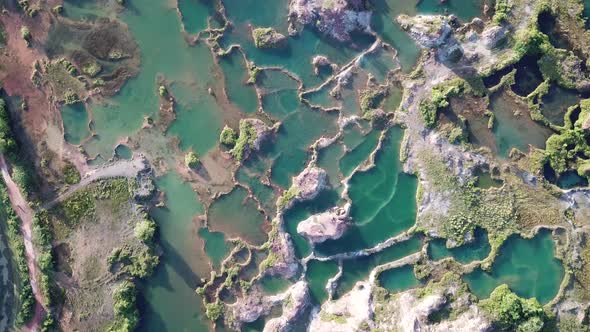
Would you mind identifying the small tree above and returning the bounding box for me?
[219,126,237,146]
[134,219,156,243]
[185,151,199,169]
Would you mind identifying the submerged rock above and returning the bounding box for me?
[288,0,372,42]
[397,15,452,48]
[297,204,350,243]
[252,27,288,49]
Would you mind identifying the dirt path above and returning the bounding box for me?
[42,156,147,210]
[0,155,45,332]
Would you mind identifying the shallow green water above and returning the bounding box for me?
[474,169,503,189]
[115,144,133,159]
[428,228,491,264]
[61,103,90,145]
[219,49,259,113]
[198,227,230,269]
[177,0,216,34]
[306,260,339,304]
[83,0,222,159]
[378,265,421,293]
[464,230,564,304]
[167,81,223,154]
[316,128,417,255]
[339,129,380,177]
[266,106,339,188]
[540,86,579,126]
[335,236,422,297]
[207,186,267,246]
[141,173,210,332]
[260,275,293,295]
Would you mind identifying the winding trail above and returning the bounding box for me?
[0,155,44,331]
[42,156,147,210]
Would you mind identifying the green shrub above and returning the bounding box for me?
[184,151,199,169]
[63,162,81,185]
[252,27,286,49]
[158,85,167,97]
[108,281,139,332]
[205,301,223,321]
[82,62,102,77]
[219,126,237,146]
[493,0,512,24]
[64,90,79,105]
[231,120,258,161]
[134,219,157,243]
[480,284,545,331]
[359,89,386,114]
[277,186,299,210]
[20,26,31,46]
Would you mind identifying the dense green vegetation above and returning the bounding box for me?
[108,281,139,332]
[134,219,157,243]
[480,284,546,331]
[184,151,200,169]
[231,120,258,162]
[493,0,512,24]
[0,98,16,155]
[62,162,81,185]
[219,125,237,146]
[420,79,466,129]
[252,27,286,48]
[0,183,34,325]
[108,245,159,279]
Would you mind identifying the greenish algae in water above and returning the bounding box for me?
[198,227,230,270]
[317,128,417,255]
[219,50,259,113]
[464,230,564,304]
[61,103,90,145]
[428,228,491,264]
[207,187,268,246]
[540,86,579,127]
[335,236,422,298]
[474,169,503,189]
[115,144,133,160]
[306,260,339,304]
[491,91,553,157]
[378,265,421,293]
[141,172,211,332]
